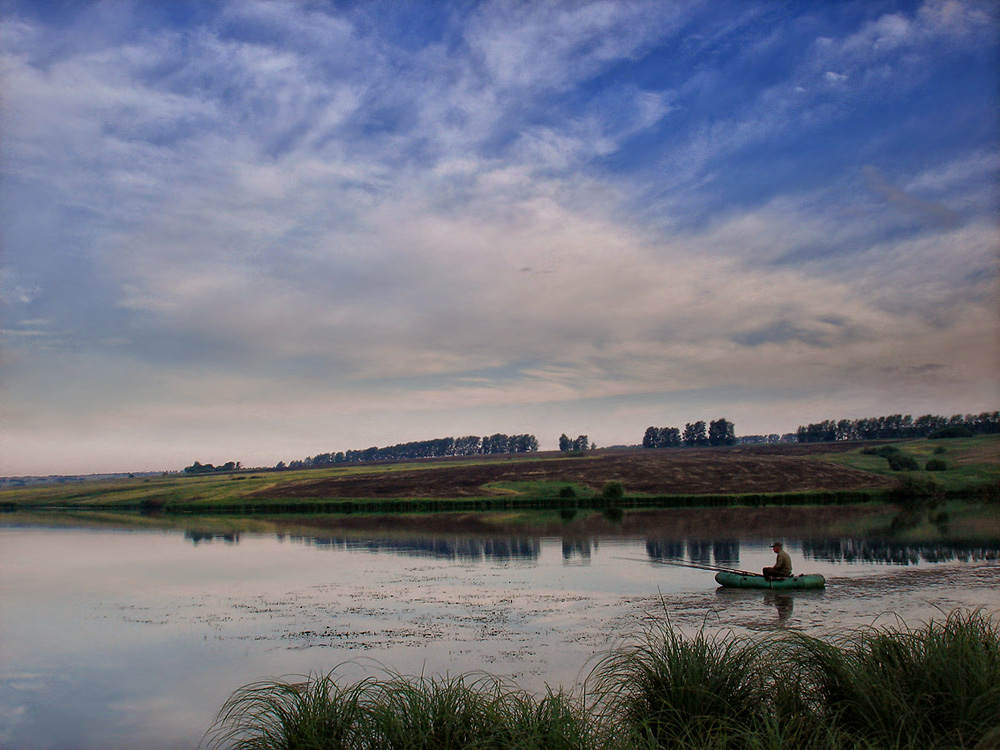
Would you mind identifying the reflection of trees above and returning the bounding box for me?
[562,538,594,560]
[184,531,240,545]
[713,540,740,567]
[291,535,541,562]
[646,537,1000,567]
[646,539,685,561]
[645,539,740,568]
[801,539,1000,565]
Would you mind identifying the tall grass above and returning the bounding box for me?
[203,671,600,750]
[589,619,772,748]
[788,609,1000,750]
[204,609,1000,750]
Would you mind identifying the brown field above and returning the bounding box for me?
[256,443,897,500]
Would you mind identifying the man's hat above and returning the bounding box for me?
[772,541,783,547]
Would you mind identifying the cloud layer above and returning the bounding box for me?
[1,0,997,474]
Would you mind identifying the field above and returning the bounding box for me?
[2,436,996,516]
[255,442,895,500]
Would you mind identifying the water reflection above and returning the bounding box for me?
[176,525,1000,568]
[646,538,741,568]
[562,538,594,562]
[764,591,794,624]
[644,537,1000,567]
[184,530,240,545]
[801,539,1000,565]
[291,535,540,562]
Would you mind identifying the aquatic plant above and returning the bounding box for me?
[204,671,600,750]
[590,618,774,748]
[205,610,1000,750]
[789,608,1000,749]
[204,671,371,749]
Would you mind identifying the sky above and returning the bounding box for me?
[1,0,998,476]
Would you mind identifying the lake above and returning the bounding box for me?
[1,515,998,750]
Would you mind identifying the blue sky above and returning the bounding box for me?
[1,0,997,475]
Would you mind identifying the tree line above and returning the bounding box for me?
[278,433,540,469]
[796,411,1000,442]
[184,461,240,474]
[558,434,591,451]
[643,418,737,448]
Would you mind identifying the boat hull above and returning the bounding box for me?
[715,571,826,590]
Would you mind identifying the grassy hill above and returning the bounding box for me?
[2,436,996,513]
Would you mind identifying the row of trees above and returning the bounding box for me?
[796,412,1000,443]
[279,433,539,469]
[184,461,240,474]
[558,434,591,451]
[643,418,737,448]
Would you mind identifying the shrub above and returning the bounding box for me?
[925,458,948,472]
[893,475,942,511]
[887,453,920,471]
[559,485,577,499]
[933,446,947,455]
[601,481,625,501]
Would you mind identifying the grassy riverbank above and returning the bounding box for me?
[205,608,1000,750]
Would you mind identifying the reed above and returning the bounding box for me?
[205,610,1000,750]
[589,618,775,748]
[204,671,599,750]
[788,609,1000,750]
[203,671,371,749]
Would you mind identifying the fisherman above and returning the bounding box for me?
[762,541,792,580]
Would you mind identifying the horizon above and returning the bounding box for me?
[2,0,998,477]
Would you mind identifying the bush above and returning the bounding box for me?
[887,453,920,471]
[925,458,948,472]
[933,446,948,455]
[559,485,577,499]
[601,481,625,501]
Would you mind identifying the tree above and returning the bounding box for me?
[559,434,571,451]
[643,426,658,448]
[683,421,707,447]
[708,418,736,446]
[573,435,589,451]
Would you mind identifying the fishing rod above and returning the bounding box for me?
[615,556,756,577]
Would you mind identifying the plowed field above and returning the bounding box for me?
[256,443,896,500]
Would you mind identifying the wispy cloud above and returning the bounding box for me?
[1,0,996,474]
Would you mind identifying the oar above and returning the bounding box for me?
[616,556,756,577]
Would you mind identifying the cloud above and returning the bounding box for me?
[864,166,960,226]
[0,0,996,474]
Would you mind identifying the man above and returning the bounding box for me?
[763,542,792,580]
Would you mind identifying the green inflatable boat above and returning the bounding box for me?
[715,571,826,590]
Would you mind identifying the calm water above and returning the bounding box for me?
[1,519,998,750]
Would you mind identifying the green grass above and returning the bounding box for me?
[204,609,1000,750]
[204,672,600,750]
[787,609,1000,750]
[822,435,999,495]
